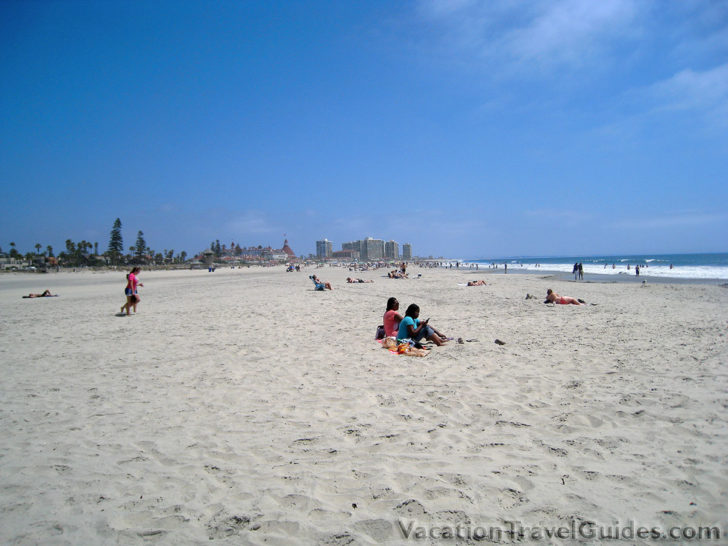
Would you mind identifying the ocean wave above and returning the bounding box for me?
[485,263,728,280]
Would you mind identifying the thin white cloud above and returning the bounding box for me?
[506,0,638,67]
[330,210,489,243]
[525,209,593,223]
[610,212,727,230]
[227,211,278,235]
[415,0,641,73]
[646,63,728,125]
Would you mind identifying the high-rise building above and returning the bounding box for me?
[402,243,412,260]
[316,239,332,259]
[384,240,399,260]
[342,240,361,256]
[360,237,384,262]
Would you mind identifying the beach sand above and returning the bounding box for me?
[1,267,726,544]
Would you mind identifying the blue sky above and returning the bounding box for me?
[2,0,727,259]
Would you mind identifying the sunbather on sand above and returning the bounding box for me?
[545,289,584,305]
[467,280,486,286]
[23,289,56,298]
[347,277,374,283]
[311,275,333,290]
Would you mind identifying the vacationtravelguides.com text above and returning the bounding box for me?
[398,519,722,541]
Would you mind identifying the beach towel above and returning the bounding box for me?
[379,337,427,356]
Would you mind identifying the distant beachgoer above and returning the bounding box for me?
[578,263,584,280]
[120,267,143,315]
[670,264,673,270]
[504,263,507,274]
[467,280,487,286]
[635,265,640,276]
[398,303,448,346]
[545,289,584,305]
[23,289,56,298]
[383,297,403,338]
[310,275,332,290]
[573,262,579,280]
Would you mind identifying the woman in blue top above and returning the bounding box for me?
[398,303,448,346]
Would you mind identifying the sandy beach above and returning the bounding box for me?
[1,266,726,544]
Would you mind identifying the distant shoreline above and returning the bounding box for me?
[461,266,728,286]
[4,260,727,286]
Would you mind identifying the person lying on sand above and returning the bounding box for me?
[398,303,448,347]
[310,275,333,290]
[545,288,585,305]
[467,280,486,286]
[347,277,374,283]
[23,289,56,298]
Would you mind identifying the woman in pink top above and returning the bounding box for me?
[120,267,143,315]
[383,297,403,338]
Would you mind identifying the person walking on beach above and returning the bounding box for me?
[578,262,584,280]
[572,262,579,280]
[120,267,143,315]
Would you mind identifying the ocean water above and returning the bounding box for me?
[465,253,728,281]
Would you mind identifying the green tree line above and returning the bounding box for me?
[3,218,187,268]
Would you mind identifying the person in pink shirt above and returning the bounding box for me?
[120,267,143,315]
[383,297,404,338]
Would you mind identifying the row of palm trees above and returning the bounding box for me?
[6,241,53,261]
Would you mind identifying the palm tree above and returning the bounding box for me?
[35,243,42,256]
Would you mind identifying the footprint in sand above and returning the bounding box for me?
[496,488,526,510]
[393,498,428,518]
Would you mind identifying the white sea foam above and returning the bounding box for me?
[472,262,728,280]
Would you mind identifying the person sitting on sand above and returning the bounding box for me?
[347,277,374,283]
[24,289,56,298]
[310,275,333,290]
[383,297,403,338]
[545,288,585,305]
[398,303,448,346]
[467,280,486,286]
